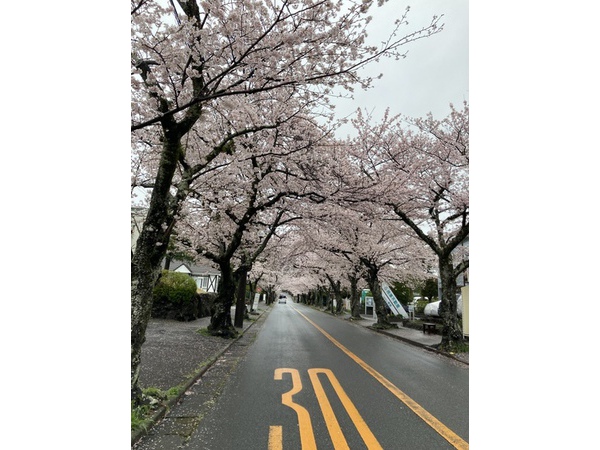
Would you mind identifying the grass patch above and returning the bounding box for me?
[143,386,167,400]
[131,402,151,432]
[370,322,399,330]
[131,386,183,432]
[448,341,469,354]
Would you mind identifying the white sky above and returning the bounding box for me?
[332,0,468,137]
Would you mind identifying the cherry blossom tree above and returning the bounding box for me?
[348,103,469,350]
[130,0,443,402]
[244,229,296,309]
[341,209,430,328]
[274,214,343,312]
[268,228,323,301]
[292,219,361,315]
[286,196,431,325]
[174,111,343,336]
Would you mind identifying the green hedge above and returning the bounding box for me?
[152,270,198,320]
[153,270,197,304]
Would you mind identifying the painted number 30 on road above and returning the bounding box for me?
[269,368,381,450]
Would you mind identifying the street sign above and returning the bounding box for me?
[381,282,408,318]
[361,289,375,317]
[253,293,260,309]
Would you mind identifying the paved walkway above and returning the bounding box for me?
[137,304,268,392]
[340,312,442,345]
[335,309,469,363]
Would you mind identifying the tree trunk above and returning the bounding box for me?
[438,253,464,351]
[369,278,392,327]
[264,285,275,305]
[326,276,344,315]
[362,259,397,329]
[247,274,262,312]
[248,281,256,312]
[348,275,362,319]
[234,266,248,328]
[335,292,344,314]
[131,255,162,403]
[131,135,182,404]
[320,287,328,308]
[324,289,332,311]
[208,261,238,338]
[363,264,393,328]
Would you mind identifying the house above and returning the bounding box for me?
[167,259,221,293]
[131,208,222,293]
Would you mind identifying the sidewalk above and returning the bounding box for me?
[138,303,270,392]
[133,303,271,446]
[335,310,469,364]
[341,312,442,346]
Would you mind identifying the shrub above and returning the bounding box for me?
[153,270,197,304]
[152,270,198,320]
[416,299,429,314]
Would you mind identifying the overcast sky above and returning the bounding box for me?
[332,0,468,137]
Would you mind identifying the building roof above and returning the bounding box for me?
[168,258,220,276]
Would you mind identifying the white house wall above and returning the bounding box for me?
[192,275,220,293]
[174,265,191,274]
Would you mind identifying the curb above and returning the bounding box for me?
[131,306,271,447]
[368,326,469,366]
[333,310,469,367]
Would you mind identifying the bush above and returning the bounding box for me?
[415,299,430,314]
[152,270,198,321]
[153,270,197,304]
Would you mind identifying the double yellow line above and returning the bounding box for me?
[272,368,382,450]
[292,306,469,450]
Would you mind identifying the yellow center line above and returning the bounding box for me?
[309,368,382,450]
[292,306,469,450]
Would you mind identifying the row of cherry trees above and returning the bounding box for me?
[130,0,461,404]
[267,102,469,344]
[344,104,469,344]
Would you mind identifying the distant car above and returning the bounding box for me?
[278,297,287,304]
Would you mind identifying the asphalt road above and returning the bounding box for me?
[183,302,468,449]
